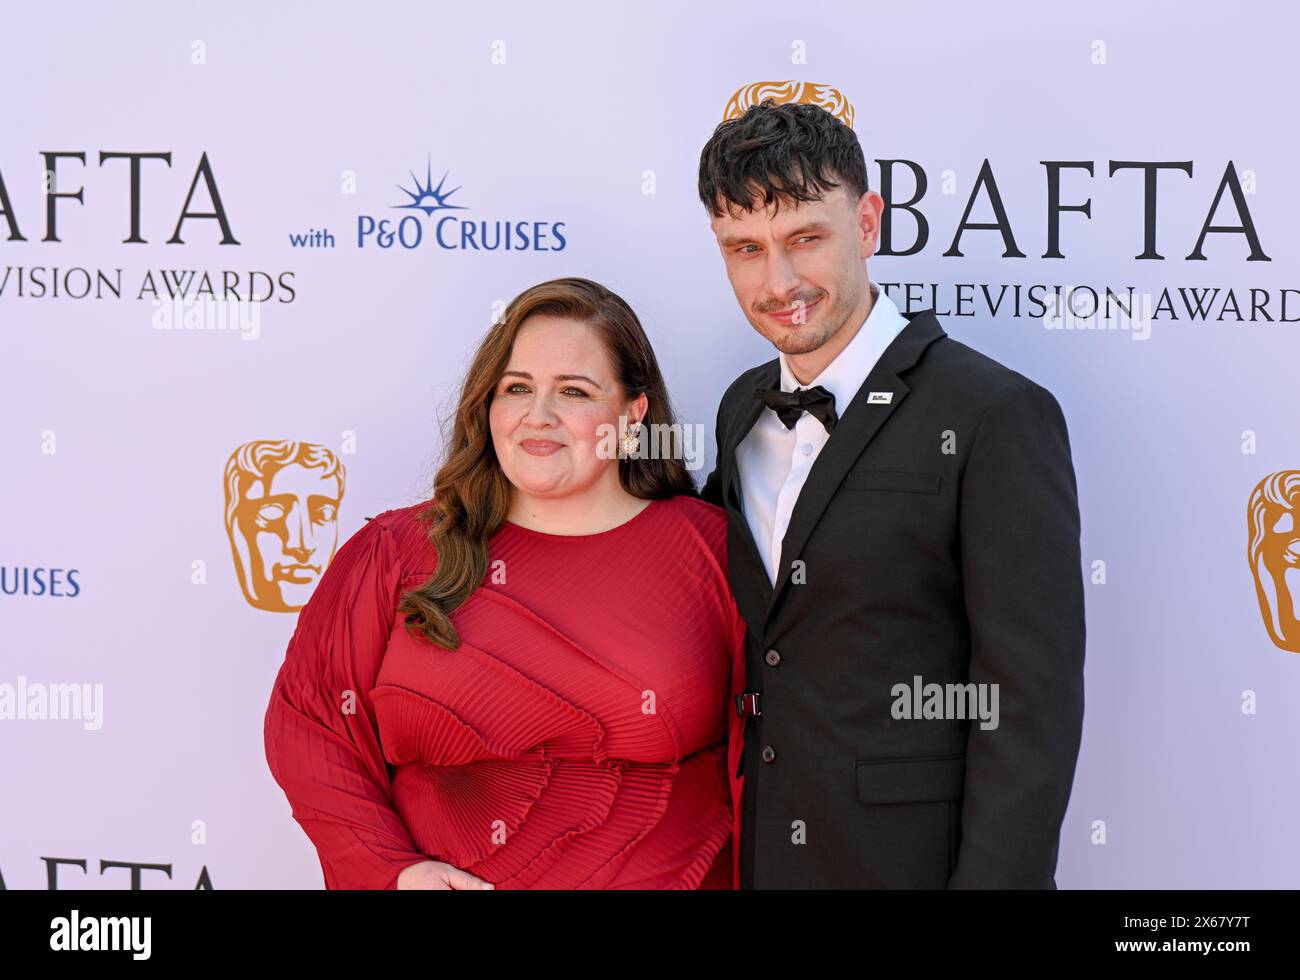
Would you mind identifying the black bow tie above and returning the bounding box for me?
[753,384,838,433]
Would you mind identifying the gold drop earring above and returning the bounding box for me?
[620,418,643,458]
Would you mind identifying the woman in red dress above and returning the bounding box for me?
[263,277,746,889]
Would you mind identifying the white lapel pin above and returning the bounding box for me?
[867,391,893,404]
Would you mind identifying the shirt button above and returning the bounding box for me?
[764,648,781,666]
[801,443,813,456]
[761,745,776,763]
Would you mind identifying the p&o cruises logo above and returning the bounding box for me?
[357,158,567,253]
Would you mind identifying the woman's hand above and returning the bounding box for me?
[396,860,495,890]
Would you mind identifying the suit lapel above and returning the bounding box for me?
[723,359,777,514]
[761,309,947,631]
[722,359,778,622]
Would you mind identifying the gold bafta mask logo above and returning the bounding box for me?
[223,440,346,612]
[722,80,856,129]
[1248,470,1300,653]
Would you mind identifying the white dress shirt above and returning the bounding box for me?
[735,282,910,586]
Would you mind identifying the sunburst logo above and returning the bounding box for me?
[357,157,566,252]
[394,157,469,216]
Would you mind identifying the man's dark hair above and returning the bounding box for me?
[697,99,869,219]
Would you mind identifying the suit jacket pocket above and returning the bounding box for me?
[856,753,965,803]
[844,469,941,494]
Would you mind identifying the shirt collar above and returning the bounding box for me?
[777,281,908,412]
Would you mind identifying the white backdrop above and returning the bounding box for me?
[2,0,1297,888]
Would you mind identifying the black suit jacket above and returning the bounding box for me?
[701,307,1086,888]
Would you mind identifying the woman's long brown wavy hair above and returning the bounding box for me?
[398,276,699,650]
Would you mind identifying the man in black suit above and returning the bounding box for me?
[697,99,1086,888]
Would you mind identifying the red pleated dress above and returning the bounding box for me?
[263,494,747,889]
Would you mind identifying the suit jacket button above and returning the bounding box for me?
[761,745,776,763]
[764,648,781,666]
